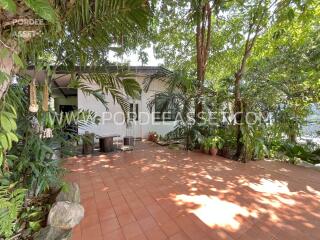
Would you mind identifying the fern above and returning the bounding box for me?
[0,185,26,238]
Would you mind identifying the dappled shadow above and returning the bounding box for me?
[65,142,320,240]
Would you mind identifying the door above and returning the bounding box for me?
[127,102,142,138]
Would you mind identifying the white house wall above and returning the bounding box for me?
[77,74,176,139]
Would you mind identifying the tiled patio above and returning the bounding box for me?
[65,142,320,240]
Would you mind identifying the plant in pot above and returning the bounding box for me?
[201,138,212,154]
[147,132,158,142]
[209,136,224,156]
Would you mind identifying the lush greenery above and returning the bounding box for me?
[147,0,320,163]
[202,136,224,152]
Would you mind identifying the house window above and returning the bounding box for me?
[129,103,138,121]
[154,94,177,121]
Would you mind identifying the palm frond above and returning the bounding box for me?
[67,0,150,53]
[69,69,141,121]
[145,69,194,121]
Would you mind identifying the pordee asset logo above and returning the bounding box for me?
[52,111,273,126]
[100,111,273,126]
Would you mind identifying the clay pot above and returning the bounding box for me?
[209,147,218,156]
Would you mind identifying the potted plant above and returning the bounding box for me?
[201,136,224,156]
[209,136,224,156]
[147,132,158,142]
[201,137,212,154]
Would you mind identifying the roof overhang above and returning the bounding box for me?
[21,65,170,98]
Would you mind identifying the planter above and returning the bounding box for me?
[124,136,134,146]
[209,147,218,156]
[200,146,209,154]
[147,132,158,142]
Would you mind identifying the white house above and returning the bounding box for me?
[26,66,177,140]
[76,66,177,139]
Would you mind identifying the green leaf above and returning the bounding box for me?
[0,0,16,13]
[2,111,17,121]
[41,144,53,154]
[5,133,12,149]
[0,71,9,85]
[0,48,10,59]
[287,8,295,21]
[0,114,12,132]
[7,132,18,142]
[6,154,18,161]
[0,133,9,149]
[0,152,3,166]
[23,0,57,24]
[29,221,41,231]
[9,105,17,118]
[13,53,24,68]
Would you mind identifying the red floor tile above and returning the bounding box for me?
[102,229,126,240]
[131,207,151,220]
[169,232,190,240]
[138,216,158,232]
[81,213,100,230]
[100,217,121,235]
[144,226,167,240]
[81,225,103,240]
[122,222,144,240]
[117,212,136,226]
[65,142,320,240]
[98,208,117,221]
[159,220,180,237]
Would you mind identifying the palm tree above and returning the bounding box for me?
[144,69,209,149]
[0,0,150,100]
[144,69,194,121]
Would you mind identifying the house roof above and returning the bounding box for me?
[22,65,171,97]
[26,65,169,74]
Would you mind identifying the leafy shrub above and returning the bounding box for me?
[0,184,26,238]
[241,124,269,161]
[166,122,206,150]
[277,142,320,164]
[201,136,224,152]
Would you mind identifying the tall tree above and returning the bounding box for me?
[208,0,318,161]
[233,0,269,160]
[230,0,305,160]
[193,0,212,121]
[154,0,222,123]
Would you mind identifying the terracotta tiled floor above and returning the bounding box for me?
[65,142,320,240]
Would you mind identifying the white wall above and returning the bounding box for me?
[77,74,176,139]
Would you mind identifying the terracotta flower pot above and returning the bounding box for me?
[200,146,209,154]
[209,147,218,156]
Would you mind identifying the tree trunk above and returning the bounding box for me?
[288,133,297,143]
[233,28,257,161]
[0,1,44,100]
[194,2,211,123]
[0,47,15,99]
[233,71,244,160]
